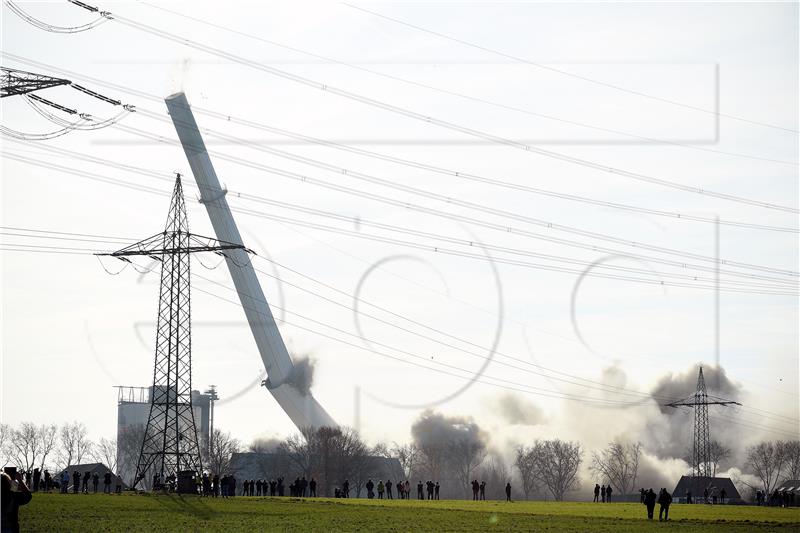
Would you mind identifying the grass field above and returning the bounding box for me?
[19,492,800,532]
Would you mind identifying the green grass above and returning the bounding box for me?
[19,492,800,532]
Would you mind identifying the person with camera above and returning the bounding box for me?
[2,469,32,533]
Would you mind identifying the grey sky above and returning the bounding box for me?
[1,1,797,454]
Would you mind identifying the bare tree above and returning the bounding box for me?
[57,422,93,470]
[449,438,487,498]
[391,442,419,480]
[92,438,118,472]
[514,445,538,500]
[781,440,800,482]
[205,428,241,478]
[476,455,511,500]
[117,425,146,487]
[0,423,12,468]
[684,439,732,478]
[746,441,787,495]
[590,441,642,497]
[533,439,582,501]
[37,424,58,471]
[8,422,41,471]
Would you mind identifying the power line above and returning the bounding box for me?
[5,149,796,294]
[6,51,798,228]
[109,119,800,279]
[55,13,798,213]
[343,3,800,135]
[138,0,797,166]
[3,227,796,427]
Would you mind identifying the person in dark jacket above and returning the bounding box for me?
[644,488,657,519]
[82,471,91,494]
[309,478,317,497]
[32,468,40,492]
[606,485,613,502]
[594,484,600,502]
[72,471,80,494]
[103,472,112,494]
[505,482,512,502]
[658,488,672,521]
[2,471,32,533]
[92,473,99,493]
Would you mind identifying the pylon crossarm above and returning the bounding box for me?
[96,232,252,258]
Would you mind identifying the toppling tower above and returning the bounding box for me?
[100,176,249,488]
[666,366,740,491]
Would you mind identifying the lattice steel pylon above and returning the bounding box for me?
[99,175,251,489]
[1,67,70,98]
[666,366,740,493]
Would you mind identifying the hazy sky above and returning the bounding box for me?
[1,1,798,454]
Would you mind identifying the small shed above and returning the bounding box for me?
[672,476,742,504]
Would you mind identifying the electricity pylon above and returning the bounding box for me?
[99,175,251,489]
[666,366,740,492]
[1,67,70,98]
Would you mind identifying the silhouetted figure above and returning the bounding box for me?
[301,476,308,497]
[686,490,692,504]
[2,471,32,533]
[435,482,440,500]
[43,470,51,492]
[82,471,91,494]
[342,480,349,498]
[103,472,112,494]
[472,480,479,500]
[366,479,375,499]
[92,473,99,493]
[639,488,645,504]
[230,476,236,498]
[32,468,40,492]
[72,471,80,494]
[309,478,317,497]
[644,489,656,519]
[594,484,600,502]
[606,485,613,502]
[601,485,606,503]
[658,488,672,521]
[505,482,512,502]
[479,481,486,501]
[417,481,424,500]
[427,480,434,500]
[720,488,727,504]
[213,475,220,497]
[377,480,384,499]
[397,481,404,500]
[386,479,392,499]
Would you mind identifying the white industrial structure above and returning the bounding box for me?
[165,92,337,431]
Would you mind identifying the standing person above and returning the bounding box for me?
[593,484,600,502]
[2,471,32,533]
[72,471,80,494]
[720,488,727,504]
[309,478,317,497]
[435,482,440,500]
[644,489,657,519]
[386,479,392,500]
[640,488,645,504]
[366,479,375,499]
[60,470,69,494]
[397,481,404,500]
[43,470,51,492]
[658,488,672,521]
[606,485,613,502]
[505,482,512,502]
[472,480,479,500]
[686,490,692,504]
[479,481,486,501]
[82,471,91,494]
[377,480,384,499]
[103,472,112,494]
[342,480,349,498]
[404,480,410,500]
[32,468,41,492]
[601,485,606,503]
[213,474,220,497]
[92,473,99,493]
[417,481,424,500]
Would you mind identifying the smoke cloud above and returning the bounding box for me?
[494,393,546,426]
[411,410,489,452]
[287,354,315,396]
